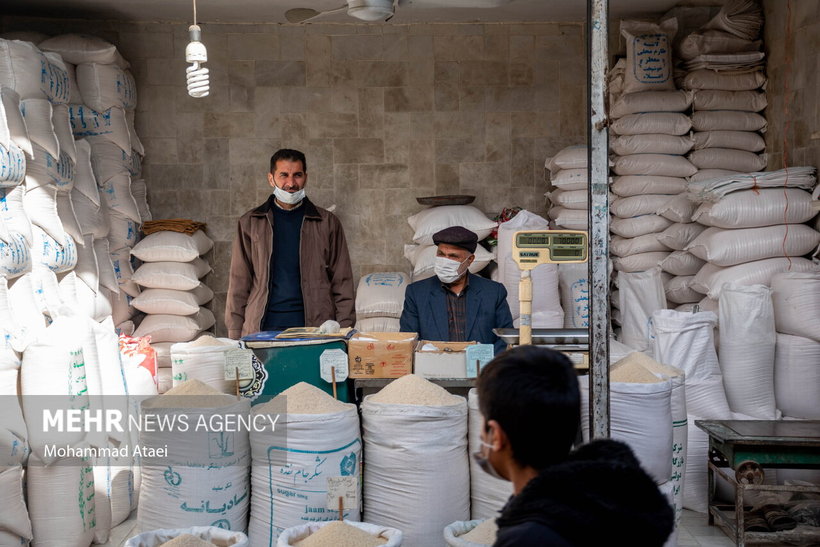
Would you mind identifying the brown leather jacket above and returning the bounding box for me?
[225,196,355,338]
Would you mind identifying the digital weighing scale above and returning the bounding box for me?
[494,229,589,350]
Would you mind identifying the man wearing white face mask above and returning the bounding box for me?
[399,226,513,354]
[226,148,355,337]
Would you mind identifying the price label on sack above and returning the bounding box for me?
[465,344,494,378]
[320,349,348,383]
[223,349,255,381]
[326,476,358,511]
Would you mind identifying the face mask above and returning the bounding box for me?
[434,256,470,284]
[274,185,305,205]
[472,440,507,481]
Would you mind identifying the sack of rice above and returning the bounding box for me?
[610,215,673,239]
[76,62,137,112]
[651,310,731,420]
[558,262,589,329]
[774,333,820,419]
[690,110,767,132]
[611,194,674,219]
[546,145,587,172]
[657,223,707,251]
[611,234,669,257]
[362,375,468,547]
[68,104,131,153]
[0,465,32,545]
[613,252,671,273]
[771,271,820,342]
[718,284,777,419]
[617,268,666,352]
[407,206,495,246]
[665,276,701,304]
[692,90,767,112]
[611,154,697,178]
[610,90,693,119]
[580,366,673,485]
[692,188,816,229]
[467,390,512,519]
[659,251,705,277]
[171,335,240,394]
[444,518,498,546]
[124,525,250,547]
[0,39,50,100]
[132,230,214,263]
[549,168,587,190]
[249,383,361,545]
[687,148,766,172]
[355,272,408,319]
[686,225,820,267]
[611,113,692,136]
[133,308,216,343]
[132,258,212,291]
[27,455,97,547]
[610,134,694,156]
[611,176,687,198]
[691,257,817,300]
[682,69,766,91]
[137,380,251,533]
[277,520,402,547]
[133,285,214,316]
[620,19,677,94]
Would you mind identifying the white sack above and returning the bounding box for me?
[408,205,496,246]
[39,34,129,68]
[611,113,692,136]
[693,90,767,112]
[31,224,76,273]
[546,145,587,171]
[72,138,100,205]
[611,134,694,156]
[354,316,401,332]
[132,285,214,317]
[468,389,513,519]
[688,148,767,172]
[691,257,818,300]
[99,173,141,223]
[692,130,765,152]
[657,194,697,223]
[612,154,698,178]
[774,333,820,419]
[620,19,677,94]
[611,233,669,257]
[362,395,469,547]
[610,215,673,239]
[550,207,588,230]
[133,308,215,343]
[691,110,767,132]
[170,337,239,393]
[131,178,151,222]
[679,30,761,61]
[665,276,702,304]
[687,225,820,267]
[612,194,673,219]
[614,252,671,273]
[611,175,687,197]
[0,141,26,188]
[0,39,49,99]
[76,63,137,112]
[548,188,588,210]
[618,268,666,352]
[0,87,33,157]
[683,69,766,91]
[23,182,66,244]
[718,284,777,419]
[131,229,214,263]
[549,168,587,189]
[51,103,77,163]
[355,272,408,319]
[277,521,398,547]
[249,403,362,544]
[110,244,140,296]
[610,90,693,119]
[689,169,741,183]
[68,104,130,153]
[771,271,820,341]
[692,188,816,229]
[0,231,30,278]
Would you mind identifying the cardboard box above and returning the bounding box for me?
[413,340,486,379]
[348,332,417,378]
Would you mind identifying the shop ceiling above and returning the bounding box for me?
[2,0,694,24]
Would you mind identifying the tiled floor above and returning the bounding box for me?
[101,508,737,546]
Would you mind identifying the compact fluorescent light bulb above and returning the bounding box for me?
[185,24,209,98]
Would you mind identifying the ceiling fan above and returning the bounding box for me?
[285,0,396,23]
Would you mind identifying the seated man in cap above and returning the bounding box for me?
[400,226,513,354]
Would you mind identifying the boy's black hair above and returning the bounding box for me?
[270,148,307,173]
[477,345,580,470]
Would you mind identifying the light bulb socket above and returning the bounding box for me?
[188,24,202,41]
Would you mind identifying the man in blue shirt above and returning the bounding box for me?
[399,226,513,354]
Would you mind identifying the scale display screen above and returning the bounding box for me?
[513,230,588,266]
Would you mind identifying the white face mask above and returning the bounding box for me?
[434,256,470,284]
[274,185,305,205]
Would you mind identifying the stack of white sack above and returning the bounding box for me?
[770,271,820,420]
[39,33,150,333]
[678,0,767,184]
[608,18,700,313]
[545,144,588,231]
[354,271,408,332]
[404,204,497,282]
[131,229,216,344]
[685,167,819,312]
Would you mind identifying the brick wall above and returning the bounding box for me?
[1,16,587,335]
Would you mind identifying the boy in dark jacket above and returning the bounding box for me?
[475,345,674,546]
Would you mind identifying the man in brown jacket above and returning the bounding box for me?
[225,149,355,338]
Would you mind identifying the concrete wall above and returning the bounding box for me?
[763,0,820,170]
[1,16,586,335]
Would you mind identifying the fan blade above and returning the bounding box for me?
[284,5,348,23]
